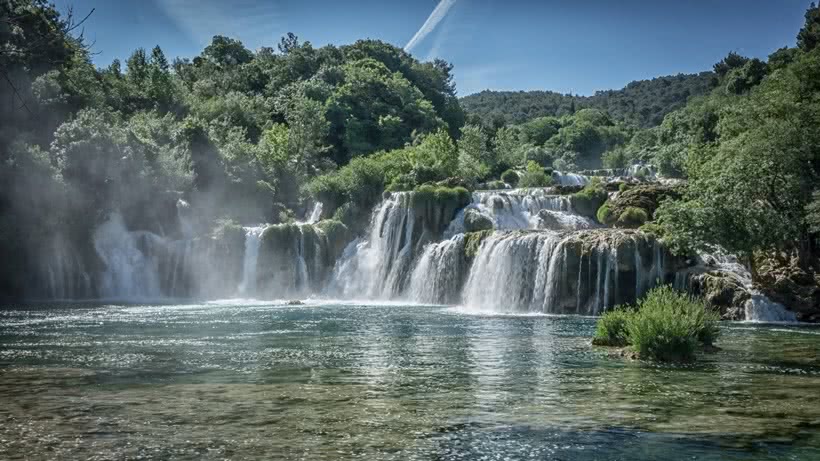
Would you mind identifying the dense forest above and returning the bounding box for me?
[460,72,717,128]
[1,0,820,309]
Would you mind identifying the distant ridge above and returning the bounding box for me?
[460,72,716,128]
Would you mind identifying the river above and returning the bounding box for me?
[1,300,818,460]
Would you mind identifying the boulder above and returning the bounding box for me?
[600,184,682,227]
[688,271,750,320]
[756,254,820,322]
[463,209,494,232]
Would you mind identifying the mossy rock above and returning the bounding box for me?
[315,219,353,262]
[501,170,520,187]
[411,185,472,235]
[463,209,494,232]
[464,230,494,259]
[606,184,681,223]
[570,180,608,219]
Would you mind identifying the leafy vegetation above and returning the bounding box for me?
[593,286,721,362]
[461,72,716,128]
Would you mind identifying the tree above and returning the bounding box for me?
[798,2,820,52]
[713,52,750,78]
[202,35,253,66]
[457,125,490,182]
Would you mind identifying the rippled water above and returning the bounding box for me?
[1,300,819,460]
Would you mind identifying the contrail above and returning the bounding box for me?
[404,0,457,53]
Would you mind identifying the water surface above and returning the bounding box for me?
[1,301,819,460]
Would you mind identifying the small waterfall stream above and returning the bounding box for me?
[238,225,267,296]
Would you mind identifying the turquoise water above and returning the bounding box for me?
[1,300,819,460]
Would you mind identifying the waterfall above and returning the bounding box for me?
[330,193,417,299]
[406,235,466,304]
[744,294,798,323]
[462,232,563,313]
[446,189,577,234]
[460,230,669,315]
[307,202,324,224]
[42,235,92,300]
[238,225,267,296]
[552,171,590,187]
[93,212,163,300]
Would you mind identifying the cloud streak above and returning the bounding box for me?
[404,0,457,53]
[155,0,282,49]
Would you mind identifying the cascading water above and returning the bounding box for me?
[93,212,163,300]
[307,202,323,224]
[552,171,590,187]
[331,193,416,299]
[446,189,592,235]
[460,230,667,315]
[238,225,267,296]
[406,235,466,304]
[42,235,93,300]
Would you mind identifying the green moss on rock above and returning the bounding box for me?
[464,230,494,259]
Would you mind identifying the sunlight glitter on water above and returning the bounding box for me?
[1,301,819,460]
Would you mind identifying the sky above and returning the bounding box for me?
[53,0,814,96]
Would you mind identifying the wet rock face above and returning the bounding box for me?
[757,257,820,322]
[688,271,750,320]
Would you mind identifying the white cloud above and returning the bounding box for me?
[154,0,282,49]
[404,0,457,53]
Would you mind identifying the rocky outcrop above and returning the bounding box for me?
[687,270,750,320]
[598,184,682,228]
[756,254,820,322]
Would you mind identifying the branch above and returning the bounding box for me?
[0,69,33,116]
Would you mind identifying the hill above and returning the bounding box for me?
[460,72,716,128]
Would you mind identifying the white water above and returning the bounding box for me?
[331,193,416,299]
[93,212,163,300]
[238,225,267,296]
[699,250,798,322]
[307,202,324,224]
[446,189,585,235]
[744,294,799,323]
[553,172,590,187]
[406,235,465,304]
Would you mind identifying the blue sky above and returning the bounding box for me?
[54,0,813,96]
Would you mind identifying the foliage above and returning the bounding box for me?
[461,72,716,128]
[592,308,632,347]
[500,169,520,187]
[596,203,611,225]
[616,207,649,228]
[518,161,553,188]
[798,2,820,52]
[592,286,720,362]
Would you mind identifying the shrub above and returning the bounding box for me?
[519,160,553,188]
[501,169,520,187]
[616,206,649,228]
[592,308,632,346]
[626,286,720,362]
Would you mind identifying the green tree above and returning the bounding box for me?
[798,2,820,52]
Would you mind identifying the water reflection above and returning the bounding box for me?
[0,301,819,460]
